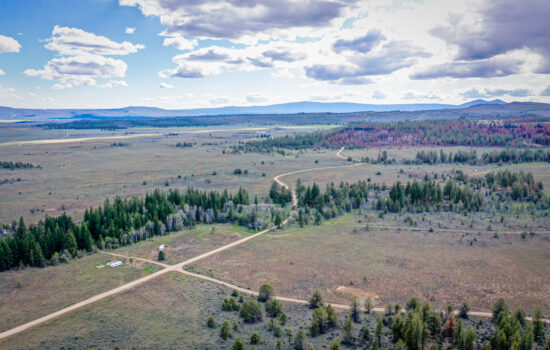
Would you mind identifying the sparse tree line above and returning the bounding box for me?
[286,169,546,228]
[379,170,546,214]
[410,149,550,165]
[0,160,40,170]
[294,180,369,226]
[208,285,549,350]
[0,187,286,271]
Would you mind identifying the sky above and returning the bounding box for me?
[0,0,549,109]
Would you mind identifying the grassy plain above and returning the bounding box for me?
[0,272,365,350]
[114,223,254,265]
[0,125,340,224]
[0,252,160,332]
[191,212,550,314]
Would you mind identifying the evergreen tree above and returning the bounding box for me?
[351,296,361,323]
[309,289,324,309]
[232,337,245,350]
[220,320,232,339]
[342,317,355,345]
[158,250,166,261]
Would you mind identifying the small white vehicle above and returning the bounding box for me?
[107,260,123,268]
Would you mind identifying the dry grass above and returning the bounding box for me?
[192,213,550,314]
[115,224,254,265]
[0,252,160,332]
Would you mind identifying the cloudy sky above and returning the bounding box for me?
[0,0,549,109]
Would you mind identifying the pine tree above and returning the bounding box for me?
[342,317,355,345]
[351,296,360,323]
[64,229,77,258]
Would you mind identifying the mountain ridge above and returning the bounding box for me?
[0,99,511,120]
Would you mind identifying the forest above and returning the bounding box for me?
[0,187,285,271]
[236,119,550,153]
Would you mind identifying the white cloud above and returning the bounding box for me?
[0,35,21,53]
[0,85,21,99]
[25,26,143,90]
[163,35,198,51]
[45,25,145,56]
[25,54,127,86]
[52,82,73,90]
[99,80,129,88]
[0,69,5,76]
[120,0,349,44]
[160,82,174,89]
[125,27,136,34]
[271,68,295,79]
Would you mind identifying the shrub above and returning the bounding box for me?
[266,299,283,317]
[250,332,261,345]
[207,316,216,328]
[258,284,274,302]
[220,320,232,339]
[232,337,245,350]
[240,300,263,323]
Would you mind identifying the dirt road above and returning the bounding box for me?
[273,147,364,207]
[0,221,285,340]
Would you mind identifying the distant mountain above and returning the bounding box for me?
[458,99,506,108]
[0,99,515,121]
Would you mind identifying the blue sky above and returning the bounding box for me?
[0,0,549,109]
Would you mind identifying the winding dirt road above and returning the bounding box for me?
[1,147,547,341]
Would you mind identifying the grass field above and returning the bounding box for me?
[191,213,550,314]
[114,223,255,265]
[0,272,371,349]
[0,126,342,224]
[0,252,160,333]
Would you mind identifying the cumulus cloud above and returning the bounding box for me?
[45,25,144,56]
[25,26,143,88]
[333,29,385,53]
[305,39,429,83]
[462,88,531,99]
[0,35,21,53]
[165,43,307,79]
[411,57,522,80]
[120,0,347,41]
[430,0,550,73]
[0,69,4,76]
[125,27,136,34]
[25,54,127,86]
[163,35,197,51]
[262,48,306,62]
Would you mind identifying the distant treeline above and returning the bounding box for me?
[38,113,366,130]
[237,119,550,152]
[0,187,285,271]
[411,148,550,165]
[232,133,326,153]
[0,161,40,170]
